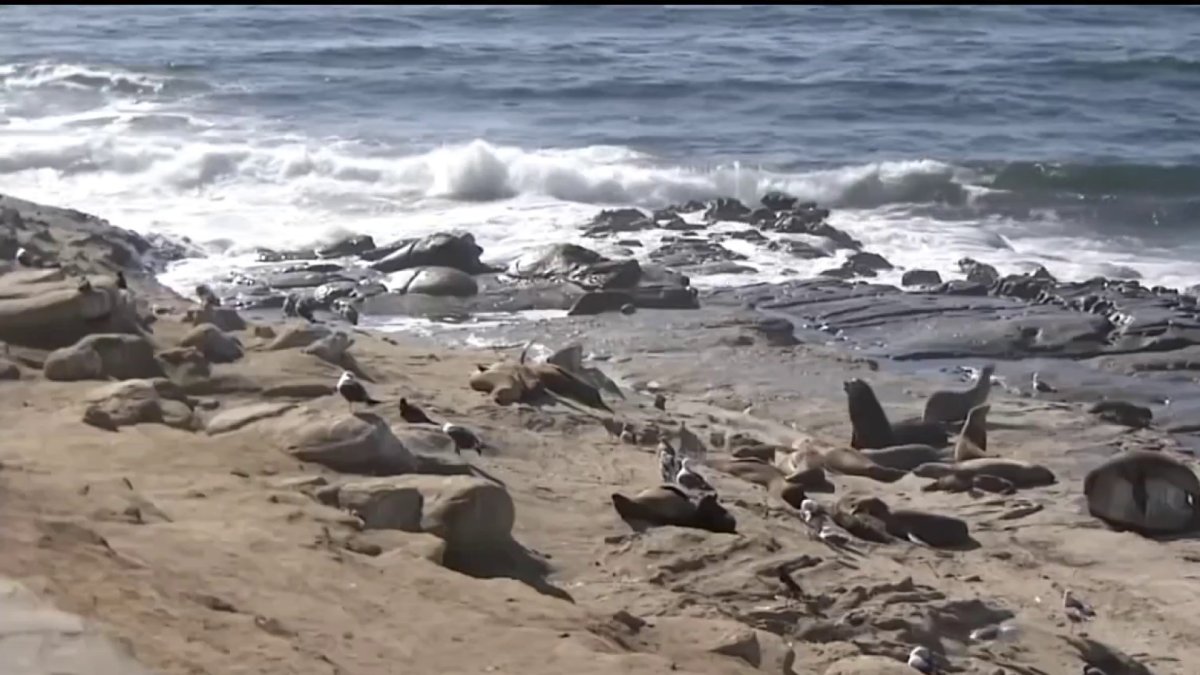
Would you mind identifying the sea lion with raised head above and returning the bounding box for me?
[923,364,995,424]
[954,404,991,462]
[611,485,737,534]
[914,457,1056,489]
[1084,450,1200,537]
[844,378,949,450]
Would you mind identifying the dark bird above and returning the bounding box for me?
[14,247,35,267]
[443,422,483,455]
[776,566,804,599]
[653,393,666,411]
[195,284,220,308]
[76,277,92,294]
[337,301,359,326]
[336,371,380,412]
[115,271,127,289]
[399,398,437,425]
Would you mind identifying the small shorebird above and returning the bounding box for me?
[399,398,437,425]
[443,422,483,455]
[336,371,380,413]
[1063,589,1096,633]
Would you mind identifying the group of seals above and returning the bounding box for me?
[844,379,949,450]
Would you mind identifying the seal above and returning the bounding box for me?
[844,378,949,450]
[923,364,995,424]
[913,457,1056,489]
[805,446,907,484]
[1088,400,1152,429]
[860,444,950,472]
[953,404,990,462]
[886,508,973,548]
[707,456,785,488]
[1083,450,1200,536]
[831,494,894,543]
[922,473,1015,495]
[611,485,737,534]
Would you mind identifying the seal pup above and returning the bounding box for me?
[923,364,995,425]
[908,646,936,674]
[335,371,380,412]
[611,485,736,534]
[844,379,948,450]
[399,398,437,425]
[1089,400,1151,429]
[443,422,483,455]
[676,458,715,494]
[1084,450,1200,536]
[887,509,973,548]
[115,271,127,290]
[195,284,220,308]
[953,404,990,462]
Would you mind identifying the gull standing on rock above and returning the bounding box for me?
[336,371,380,413]
[907,646,936,674]
[676,457,714,494]
[443,422,484,455]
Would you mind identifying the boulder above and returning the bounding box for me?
[568,291,634,316]
[155,347,211,383]
[0,358,20,380]
[178,324,243,364]
[0,273,146,349]
[631,285,699,310]
[186,305,246,333]
[386,266,478,297]
[316,234,376,259]
[703,198,751,223]
[44,334,162,381]
[581,208,653,236]
[332,478,425,531]
[265,324,332,351]
[1084,450,1200,536]
[205,402,297,435]
[958,257,1000,285]
[509,243,605,278]
[901,269,942,287]
[760,191,799,211]
[278,410,418,475]
[82,378,195,430]
[368,232,488,274]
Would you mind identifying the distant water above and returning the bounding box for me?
[3,5,1200,292]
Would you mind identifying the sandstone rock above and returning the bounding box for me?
[279,410,418,475]
[301,331,354,365]
[0,273,146,349]
[0,358,20,380]
[83,378,195,430]
[206,402,298,435]
[386,266,478,297]
[369,232,488,274]
[178,323,243,364]
[823,655,914,675]
[44,334,162,381]
[902,269,942,287]
[265,323,332,351]
[186,305,246,332]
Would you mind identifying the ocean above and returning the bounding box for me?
[2,5,1200,295]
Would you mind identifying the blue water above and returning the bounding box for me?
[2,5,1200,291]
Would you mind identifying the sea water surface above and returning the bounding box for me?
[2,5,1199,292]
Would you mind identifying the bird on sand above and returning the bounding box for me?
[1032,371,1056,394]
[657,440,679,483]
[399,398,437,425]
[115,271,127,289]
[776,566,804,599]
[1063,589,1096,632]
[443,422,483,455]
[653,393,666,411]
[14,247,35,267]
[675,457,715,494]
[336,371,380,413]
[907,646,936,674]
[195,284,220,308]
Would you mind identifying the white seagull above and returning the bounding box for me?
[907,646,935,674]
[336,371,380,412]
[442,422,483,455]
[676,457,714,493]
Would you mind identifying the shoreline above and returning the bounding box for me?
[2,190,1198,674]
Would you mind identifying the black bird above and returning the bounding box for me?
[76,277,92,294]
[115,271,127,289]
[195,284,220,308]
[336,371,380,412]
[442,422,483,455]
[776,566,804,599]
[399,398,437,425]
[653,393,666,411]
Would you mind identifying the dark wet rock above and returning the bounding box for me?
[282,262,344,274]
[902,270,942,287]
[747,207,775,225]
[616,239,643,248]
[765,239,831,260]
[630,284,699,310]
[935,280,991,296]
[994,273,1056,302]
[387,266,478,298]
[570,258,642,290]
[254,248,317,263]
[313,280,358,306]
[686,262,757,276]
[649,239,746,269]
[266,270,349,290]
[369,232,489,275]
[760,191,798,211]
[819,252,892,280]
[510,243,604,278]
[568,291,635,316]
[717,229,768,244]
[1031,265,1056,281]
[581,208,653,236]
[703,198,751,223]
[765,215,859,250]
[316,234,376,259]
[958,257,1000,285]
[1089,401,1153,429]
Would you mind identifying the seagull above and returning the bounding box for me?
[1063,589,1096,631]
[336,371,380,413]
[657,440,679,483]
[817,524,851,548]
[676,457,715,493]
[115,271,127,289]
[907,646,936,674]
[799,499,825,525]
[443,422,483,455]
[195,284,220,308]
[1032,371,1056,394]
[399,398,437,425]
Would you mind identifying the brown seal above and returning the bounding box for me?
[923,364,995,424]
[804,446,907,484]
[831,494,894,543]
[1084,450,1200,536]
[611,485,737,534]
[844,378,949,450]
[920,472,1014,496]
[914,457,1056,489]
[860,444,950,471]
[953,404,991,462]
[887,508,973,548]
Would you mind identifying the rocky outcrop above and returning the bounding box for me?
[369,232,490,275]
[82,378,196,430]
[278,410,418,475]
[0,271,147,349]
[385,266,479,297]
[178,324,243,364]
[44,334,162,381]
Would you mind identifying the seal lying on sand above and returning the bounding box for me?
[914,457,1056,489]
[800,446,907,484]
[844,379,949,450]
[953,404,991,462]
[611,485,737,534]
[830,494,974,548]
[923,364,995,424]
[860,444,950,472]
[1084,450,1200,537]
[922,473,1016,496]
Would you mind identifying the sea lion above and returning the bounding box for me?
[914,458,1056,489]
[808,446,907,484]
[1083,450,1200,536]
[831,494,894,544]
[921,472,1015,496]
[860,444,950,472]
[886,509,973,548]
[953,404,991,462]
[706,457,785,488]
[611,485,737,534]
[844,379,949,450]
[733,443,779,463]
[529,362,612,412]
[923,364,995,424]
[1089,400,1152,429]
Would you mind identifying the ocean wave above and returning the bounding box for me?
[985,161,1200,199]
